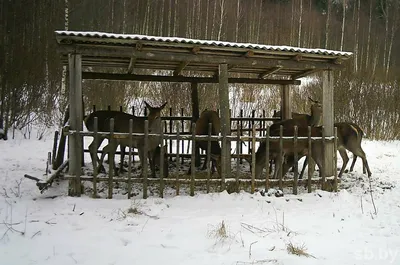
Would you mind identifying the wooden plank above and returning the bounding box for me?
[219,64,230,190]
[190,123,196,196]
[173,61,190,76]
[251,127,256,193]
[191,82,200,167]
[159,122,165,198]
[108,118,115,199]
[127,119,133,198]
[82,72,301,85]
[143,120,149,199]
[57,45,345,70]
[307,126,312,193]
[264,127,270,191]
[68,54,82,197]
[281,85,292,119]
[92,117,98,198]
[293,126,298,195]
[127,55,137,74]
[259,66,283,79]
[291,68,318,79]
[322,70,335,177]
[207,123,212,193]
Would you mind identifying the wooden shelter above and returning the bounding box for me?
[55,31,352,197]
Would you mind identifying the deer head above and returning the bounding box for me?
[145,101,167,124]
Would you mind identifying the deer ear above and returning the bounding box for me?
[144,101,152,110]
[159,102,167,110]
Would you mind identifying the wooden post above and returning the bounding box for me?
[68,54,82,197]
[207,123,212,193]
[175,123,181,195]
[322,70,335,177]
[281,85,292,119]
[108,118,115,199]
[293,126,298,195]
[127,119,133,199]
[190,123,196,196]
[92,117,98,198]
[191,82,201,167]
[143,120,149,199]
[218,64,230,188]
[159,121,165,198]
[264,126,270,191]
[251,126,256,193]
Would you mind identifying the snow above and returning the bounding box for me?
[1,129,400,265]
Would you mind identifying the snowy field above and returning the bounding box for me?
[1,130,400,265]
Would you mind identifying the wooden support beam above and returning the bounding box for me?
[82,72,301,85]
[127,55,137,74]
[68,54,83,197]
[244,50,254,57]
[192,46,201,54]
[293,54,303,61]
[259,66,283,79]
[57,45,345,70]
[280,85,292,119]
[322,70,335,179]
[291,67,318,79]
[174,61,190,76]
[219,64,230,190]
[191,82,200,167]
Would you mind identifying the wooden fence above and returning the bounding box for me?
[64,115,338,199]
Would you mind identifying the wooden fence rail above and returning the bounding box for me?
[63,119,338,199]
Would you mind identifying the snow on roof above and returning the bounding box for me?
[55,30,353,57]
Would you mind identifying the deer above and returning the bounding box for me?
[187,109,222,175]
[247,97,322,176]
[248,123,327,180]
[84,101,168,178]
[297,122,371,179]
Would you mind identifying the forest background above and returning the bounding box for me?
[1,0,399,139]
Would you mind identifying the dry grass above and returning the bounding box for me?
[208,220,228,239]
[286,241,315,258]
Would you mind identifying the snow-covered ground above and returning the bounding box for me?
[1,130,400,265]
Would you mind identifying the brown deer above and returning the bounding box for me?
[84,102,168,178]
[248,124,326,180]
[298,122,371,179]
[187,109,222,175]
[249,97,322,176]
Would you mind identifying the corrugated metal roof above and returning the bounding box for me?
[55,31,353,57]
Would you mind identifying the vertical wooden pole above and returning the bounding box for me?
[307,126,312,193]
[108,118,114,199]
[251,126,256,193]
[68,54,82,197]
[191,82,201,167]
[206,123,212,193]
[219,64,230,189]
[92,117,98,198]
[279,125,283,191]
[169,108,173,162]
[323,70,335,177]
[264,127,270,191]
[143,120,149,199]
[334,127,338,192]
[175,123,180,196]
[321,126,326,190]
[159,121,165,198]
[236,123,240,192]
[127,119,133,199]
[281,85,292,120]
[190,123,196,196]
[293,126,298,195]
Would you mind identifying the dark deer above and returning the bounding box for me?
[298,122,371,178]
[248,124,326,180]
[187,110,222,175]
[84,102,168,178]
[248,97,322,175]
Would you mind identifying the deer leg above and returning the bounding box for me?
[99,141,117,174]
[299,156,308,179]
[89,137,106,173]
[337,148,349,178]
[351,148,372,177]
[148,149,157,178]
[349,155,358,172]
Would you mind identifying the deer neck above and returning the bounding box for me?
[309,107,322,126]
